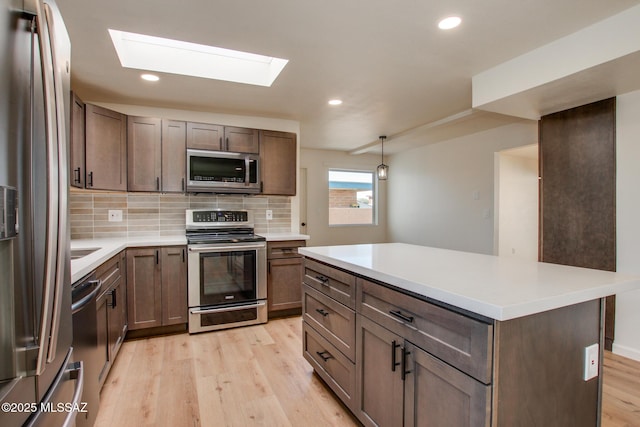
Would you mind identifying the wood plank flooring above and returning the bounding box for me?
[95,317,640,427]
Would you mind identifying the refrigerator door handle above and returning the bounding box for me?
[61,361,84,427]
[32,0,60,374]
[43,1,70,365]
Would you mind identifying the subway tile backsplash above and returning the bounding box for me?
[70,191,291,239]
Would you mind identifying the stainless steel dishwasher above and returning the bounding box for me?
[71,272,102,427]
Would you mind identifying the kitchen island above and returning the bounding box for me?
[298,243,640,427]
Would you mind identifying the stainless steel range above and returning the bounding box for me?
[186,209,267,333]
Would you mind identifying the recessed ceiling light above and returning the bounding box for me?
[141,73,159,82]
[108,29,289,87]
[438,16,461,30]
[328,99,343,106]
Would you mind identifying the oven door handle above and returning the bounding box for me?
[190,301,266,315]
[188,244,265,252]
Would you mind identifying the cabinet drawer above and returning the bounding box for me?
[303,322,355,410]
[304,258,356,309]
[303,284,355,362]
[268,240,305,259]
[357,278,493,384]
[96,252,123,294]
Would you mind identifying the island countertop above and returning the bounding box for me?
[299,243,640,321]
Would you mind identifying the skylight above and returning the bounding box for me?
[108,29,289,87]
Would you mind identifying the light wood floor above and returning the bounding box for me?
[95,317,640,427]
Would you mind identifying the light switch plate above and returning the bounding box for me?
[266,210,273,220]
[583,343,599,381]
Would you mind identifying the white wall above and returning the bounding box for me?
[495,146,539,261]
[387,122,538,254]
[300,148,386,246]
[614,89,640,361]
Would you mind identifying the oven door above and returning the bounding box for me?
[188,242,267,308]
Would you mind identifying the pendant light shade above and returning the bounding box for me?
[377,135,388,180]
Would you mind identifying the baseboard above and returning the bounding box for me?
[612,343,640,362]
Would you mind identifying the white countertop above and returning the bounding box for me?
[299,243,640,321]
[258,233,310,241]
[70,233,310,283]
[71,236,187,283]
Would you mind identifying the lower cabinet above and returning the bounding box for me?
[356,315,490,427]
[267,240,305,316]
[303,258,492,427]
[126,246,187,330]
[96,251,128,388]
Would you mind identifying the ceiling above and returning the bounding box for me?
[55,0,640,154]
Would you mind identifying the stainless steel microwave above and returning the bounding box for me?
[186,149,260,193]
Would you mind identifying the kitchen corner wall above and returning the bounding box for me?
[70,191,291,239]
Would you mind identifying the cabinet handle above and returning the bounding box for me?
[74,167,81,184]
[315,275,329,285]
[316,351,333,362]
[401,347,411,381]
[156,250,159,265]
[268,261,271,275]
[111,289,117,309]
[391,340,401,372]
[88,171,93,187]
[219,136,222,149]
[182,248,185,263]
[182,177,185,192]
[315,308,329,317]
[156,177,160,191]
[225,137,229,151]
[389,310,414,323]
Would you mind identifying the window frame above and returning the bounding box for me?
[327,168,378,227]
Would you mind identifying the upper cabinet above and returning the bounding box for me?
[162,120,187,193]
[70,93,85,188]
[186,122,223,151]
[127,117,186,193]
[260,130,297,196]
[225,126,259,153]
[186,123,259,154]
[127,116,162,192]
[85,104,127,191]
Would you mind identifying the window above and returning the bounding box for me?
[328,170,375,226]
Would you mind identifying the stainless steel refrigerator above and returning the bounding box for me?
[0,0,83,426]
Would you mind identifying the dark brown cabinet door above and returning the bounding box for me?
[162,120,186,192]
[85,104,127,191]
[267,257,303,313]
[356,315,404,427]
[161,246,187,326]
[127,116,162,192]
[107,276,125,361]
[96,289,109,387]
[186,122,223,150]
[126,248,162,330]
[404,342,490,427]
[224,126,259,153]
[70,93,85,188]
[260,130,296,195]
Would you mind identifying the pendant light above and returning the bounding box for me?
[377,135,388,180]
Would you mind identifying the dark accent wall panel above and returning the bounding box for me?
[539,98,616,271]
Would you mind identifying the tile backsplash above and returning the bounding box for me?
[70,191,291,239]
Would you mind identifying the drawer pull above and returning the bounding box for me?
[316,350,333,362]
[315,275,329,285]
[389,310,414,323]
[391,340,401,372]
[315,308,330,317]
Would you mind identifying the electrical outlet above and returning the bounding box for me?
[583,343,599,381]
[108,209,123,222]
[266,210,273,221]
